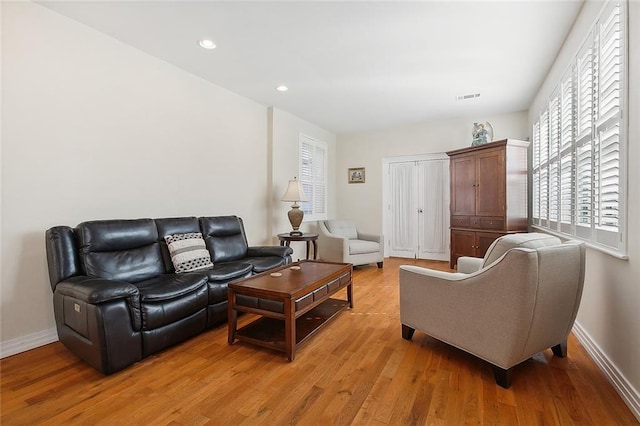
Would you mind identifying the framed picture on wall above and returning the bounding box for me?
[348,167,365,184]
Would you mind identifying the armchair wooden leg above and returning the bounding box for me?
[551,339,568,358]
[401,324,415,340]
[492,366,514,389]
[377,261,383,268]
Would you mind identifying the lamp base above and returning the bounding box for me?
[287,204,304,235]
[289,230,303,236]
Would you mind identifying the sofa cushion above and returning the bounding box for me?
[76,219,164,283]
[482,233,562,267]
[204,262,254,282]
[135,273,208,330]
[135,273,208,302]
[325,220,358,240]
[202,263,253,304]
[164,233,214,273]
[349,239,380,255]
[239,256,289,273]
[200,216,249,262]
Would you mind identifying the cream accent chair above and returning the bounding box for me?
[317,220,383,268]
[399,233,585,388]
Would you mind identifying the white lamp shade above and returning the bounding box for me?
[281,178,308,202]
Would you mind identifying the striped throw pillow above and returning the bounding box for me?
[164,233,213,273]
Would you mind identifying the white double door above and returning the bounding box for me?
[384,155,450,261]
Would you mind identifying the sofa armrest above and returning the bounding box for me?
[247,245,293,258]
[456,256,484,274]
[55,276,141,330]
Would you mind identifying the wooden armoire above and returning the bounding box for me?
[446,139,529,268]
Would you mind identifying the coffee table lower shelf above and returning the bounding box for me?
[235,298,349,356]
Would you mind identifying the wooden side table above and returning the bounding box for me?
[277,233,318,260]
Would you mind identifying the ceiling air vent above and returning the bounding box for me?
[456,93,481,101]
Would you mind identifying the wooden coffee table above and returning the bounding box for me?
[227,260,353,361]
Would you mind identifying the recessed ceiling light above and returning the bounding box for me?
[276,85,289,92]
[198,39,216,50]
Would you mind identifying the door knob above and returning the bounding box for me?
[418,209,423,213]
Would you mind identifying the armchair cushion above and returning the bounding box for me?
[325,220,358,240]
[349,240,380,255]
[456,256,484,274]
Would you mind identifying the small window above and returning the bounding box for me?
[299,134,328,221]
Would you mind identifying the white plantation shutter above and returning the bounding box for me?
[539,110,549,222]
[597,3,622,123]
[575,141,592,230]
[549,94,560,223]
[299,134,328,221]
[533,122,540,168]
[560,72,574,152]
[533,171,540,225]
[594,2,622,237]
[577,44,594,141]
[596,124,620,229]
[540,168,549,223]
[560,153,573,226]
[532,1,626,255]
[540,110,549,166]
[560,70,575,230]
[575,39,595,236]
[532,122,541,225]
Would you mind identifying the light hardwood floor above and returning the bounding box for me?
[1,258,637,425]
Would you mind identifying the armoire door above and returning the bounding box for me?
[387,159,449,261]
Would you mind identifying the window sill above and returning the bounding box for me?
[531,225,629,260]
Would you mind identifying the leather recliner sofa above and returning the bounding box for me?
[45,215,292,374]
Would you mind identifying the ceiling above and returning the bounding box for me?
[38,1,584,135]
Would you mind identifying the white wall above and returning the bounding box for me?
[270,107,337,260]
[1,2,270,347]
[335,111,529,235]
[529,0,640,416]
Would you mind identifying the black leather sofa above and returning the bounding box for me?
[45,215,292,374]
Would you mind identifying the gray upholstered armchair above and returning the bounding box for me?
[317,220,383,268]
[399,233,585,388]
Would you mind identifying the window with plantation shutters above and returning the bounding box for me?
[531,1,626,256]
[299,134,328,221]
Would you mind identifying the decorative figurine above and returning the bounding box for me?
[472,122,494,146]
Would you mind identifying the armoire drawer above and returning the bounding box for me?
[468,216,503,229]
[451,216,470,227]
[480,217,504,230]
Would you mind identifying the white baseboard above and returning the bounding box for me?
[0,328,59,359]
[573,322,640,422]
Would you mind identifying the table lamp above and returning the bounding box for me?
[281,177,308,235]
